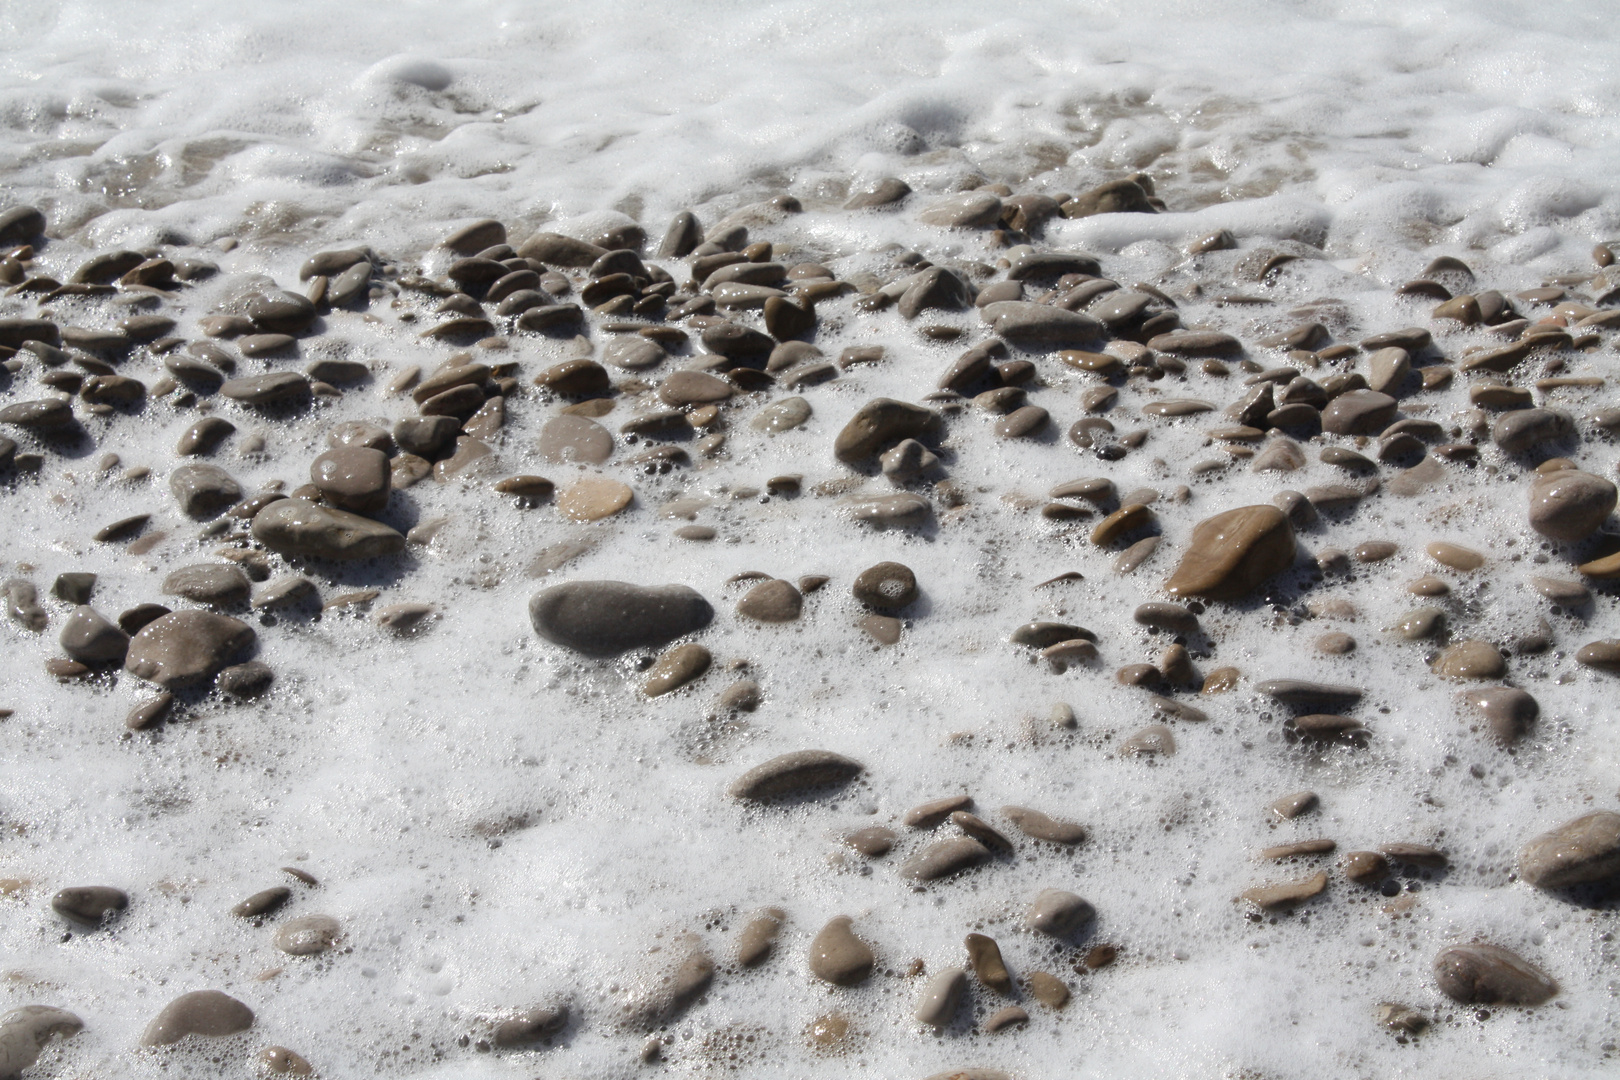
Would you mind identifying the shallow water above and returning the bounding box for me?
[0,2,1618,1077]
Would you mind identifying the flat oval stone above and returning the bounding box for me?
[915,968,967,1027]
[729,750,862,801]
[1321,390,1396,435]
[310,447,390,514]
[1518,811,1620,888]
[1241,872,1327,909]
[221,372,311,405]
[251,499,406,560]
[50,885,128,927]
[1459,687,1539,743]
[1001,806,1085,844]
[603,336,666,371]
[808,916,874,985]
[852,562,917,609]
[1123,724,1175,755]
[643,642,711,697]
[658,370,731,407]
[736,579,802,622]
[1147,330,1241,356]
[274,914,340,956]
[59,606,129,663]
[905,795,973,828]
[557,476,633,521]
[1433,944,1556,1006]
[1528,470,1616,542]
[917,192,1002,228]
[1493,408,1575,453]
[844,826,896,857]
[539,415,614,464]
[232,887,292,918]
[736,908,786,967]
[751,396,812,434]
[1254,680,1363,706]
[1427,541,1484,571]
[163,564,251,607]
[843,493,930,526]
[170,463,242,518]
[124,610,255,689]
[996,404,1049,439]
[1090,503,1152,546]
[1026,889,1095,936]
[0,1005,83,1076]
[1431,640,1506,679]
[218,660,275,697]
[248,291,315,334]
[530,581,711,657]
[984,302,1105,350]
[1163,505,1295,600]
[0,398,73,430]
[141,990,255,1045]
[901,836,990,881]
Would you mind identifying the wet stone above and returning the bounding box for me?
[1321,389,1397,435]
[1241,872,1327,909]
[643,642,711,697]
[1493,408,1574,454]
[275,914,340,956]
[1343,851,1389,884]
[539,415,614,464]
[58,606,128,664]
[845,826,896,857]
[1528,470,1615,542]
[1123,724,1175,755]
[0,1005,83,1076]
[232,886,292,918]
[751,396,812,434]
[221,372,311,405]
[141,990,255,1045]
[1433,944,1556,1006]
[809,916,874,985]
[965,933,1012,994]
[530,581,712,657]
[252,499,406,560]
[1026,889,1094,937]
[1460,687,1538,743]
[1027,971,1070,1009]
[736,579,802,622]
[729,750,862,801]
[1001,806,1085,844]
[915,968,967,1027]
[557,476,633,521]
[218,660,274,697]
[833,398,939,463]
[170,463,242,518]
[1517,811,1620,888]
[310,446,390,514]
[163,564,251,607]
[1431,641,1506,679]
[1270,791,1318,820]
[50,885,128,928]
[1164,505,1295,600]
[901,837,991,882]
[124,610,255,689]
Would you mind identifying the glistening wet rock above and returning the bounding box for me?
[141,990,255,1045]
[251,499,406,560]
[728,750,863,801]
[1433,944,1556,1006]
[1163,506,1296,600]
[529,581,712,657]
[1517,812,1620,888]
[809,916,874,985]
[124,611,255,689]
[0,1005,83,1078]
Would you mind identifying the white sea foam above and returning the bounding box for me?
[0,1,1617,1077]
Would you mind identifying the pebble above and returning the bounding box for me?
[1433,944,1557,1006]
[232,886,292,918]
[914,968,967,1027]
[984,1006,1028,1033]
[1517,811,1620,888]
[901,837,991,882]
[52,573,95,603]
[844,826,895,857]
[310,447,391,513]
[1254,679,1362,706]
[486,1006,567,1050]
[50,885,127,927]
[984,301,1104,349]
[529,581,712,657]
[170,463,242,518]
[553,476,631,522]
[809,916,874,985]
[1527,469,1615,542]
[643,642,711,697]
[218,660,274,697]
[274,914,340,955]
[1431,640,1506,679]
[751,396,812,434]
[1425,541,1484,571]
[140,990,255,1045]
[252,499,406,559]
[965,933,1012,994]
[539,415,615,464]
[1269,791,1318,819]
[851,562,917,610]
[916,192,1003,228]
[1241,872,1327,909]
[1387,607,1444,640]
[718,679,761,712]
[0,398,73,431]
[1123,724,1175,755]
[125,693,174,730]
[905,795,973,828]
[220,371,311,405]
[1459,687,1538,742]
[952,810,1012,853]
[1342,851,1389,884]
[163,564,251,607]
[1001,806,1085,844]
[845,177,911,209]
[736,579,802,622]
[843,493,930,526]
[1027,971,1070,1009]
[1321,389,1397,435]
[124,610,255,689]
[728,749,863,801]
[0,1005,83,1077]
[1493,407,1574,453]
[1026,889,1094,937]
[1260,839,1336,859]
[833,398,939,462]
[58,606,128,664]
[736,908,786,967]
[1163,505,1295,600]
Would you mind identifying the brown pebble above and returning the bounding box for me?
[1269,791,1318,819]
[1241,871,1327,909]
[964,933,1012,994]
[1342,851,1389,884]
[1163,505,1295,600]
[1426,541,1484,571]
[736,908,786,967]
[1260,839,1336,859]
[905,795,972,828]
[1314,631,1355,655]
[1027,971,1070,1008]
[844,826,895,857]
[983,1005,1028,1033]
[808,916,874,985]
[1431,640,1506,679]
[1433,943,1556,1006]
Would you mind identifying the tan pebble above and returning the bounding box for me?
[274,914,339,956]
[1382,843,1447,867]
[901,837,990,882]
[1001,805,1085,844]
[1089,503,1153,546]
[1431,640,1505,679]
[964,933,1012,994]
[259,1046,314,1075]
[1269,791,1317,819]
[1027,971,1070,1009]
[914,968,967,1027]
[141,990,254,1045]
[729,750,863,801]
[1313,631,1355,654]
[736,908,786,967]
[1241,871,1327,909]
[736,579,802,622]
[808,916,874,985]
[805,1012,851,1051]
[1260,839,1336,859]
[1425,541,1483,571]
[1084,943,1118,969]
[643,643,711,697]
[904,795,971,828]
[1123,724,1175,755]
[844,826,895,857]
[1459,687,1539,743]
[1163,505,1295,600]
[1407,575,1450,596]
[983,1005,1028,1033]
[858,614,902,644]
[950,810,1013,852]
[1201,667,1240,693]
[557,476,632,521]
[1433,943,1557,1006]
[1026,889,1094,937]
[1342,851,1389,884]
[1517,811,1620,888]
[1353,540,1397,562]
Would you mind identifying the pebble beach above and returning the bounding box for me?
[0,2,1618,1077]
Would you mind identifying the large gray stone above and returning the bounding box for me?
[529,581,712,657]
[124,610,256,689]
[251,499,405,560]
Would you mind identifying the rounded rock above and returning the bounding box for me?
[274,914,340,956]
[1528,470,1616,543]
[1433,944,1556,1006]
[729,750,863,801]
[529,581,712,657]
[310,447,391,514]
[1163,505,1296,600]
[736,579,802,623]
[808,916,874,985]
[1518,812,1620,888]
[252,499,405,560]
[50,885,128,928]
[124,610,256,689]
[140,990,255,1045]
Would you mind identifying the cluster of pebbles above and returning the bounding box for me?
[2,169,1620,1077]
